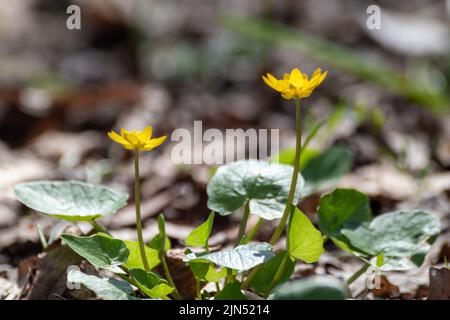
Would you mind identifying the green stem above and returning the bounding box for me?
[134,149,150,272]
[226,268,234,285]
[264,254,289,297]
[242,218,262,244]
[242,99,303,290]
[161,253,182,300]
[89,220,109,235]
[235,201,250,247]
[242,268,256,289]
[269,99,302,245]
[346,263,370,285]
[35,224,48,249]
[195,279,202,300]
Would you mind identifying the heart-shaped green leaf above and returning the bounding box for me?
[288,208,323,263]
[124,240,160,270]
[250,251,295,295]
[14,181,128,221]
[129,268,174,299]
[215,282,247,300]
[184,242,275,272]
[67,269,137,300]
[61,233,129,272]
[302,146,353,196]
[318,188,372,238]
[270,276,347,300]
[207,160,304,220]
[185,212,214,247]
[342,210,440,268]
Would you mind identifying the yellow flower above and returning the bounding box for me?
[262,67,328,100]
[108,126,167,151]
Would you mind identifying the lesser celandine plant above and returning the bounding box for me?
[240,68,328,288]
[262,67,327,245]
[12,67,440,300]
[108,126,167,271]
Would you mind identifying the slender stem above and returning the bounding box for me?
[346,263,370,285]
[242,268,256,289]
[161,253,182,300]
[134,149,150,272]
[242,218,262,244]
[215,282,221,293]
[235,202,250,247]
[89,220,109,235]
[264,254,289,297]
[226,268,233,285]
[242,99,303,290]
[269,99,302,245]
[35,224,48,249]
[195,279,202,300]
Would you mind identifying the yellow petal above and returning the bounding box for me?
[281,89,295,100]
[262,74,281,92]
[123,143,135,150]
[138,126,153,143]
[266,73,278,83]
[120,128,129,136]
[311,68,322,79]
[108,131,128,145]
[124,132,140,145]
[318,71,328,84]
[299,88,314,98]
[283,73,290,81]
[143,135,167,151]
[289,68,303,88]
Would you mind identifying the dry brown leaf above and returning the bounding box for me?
[20,243,82,300]
[428,267,450,300]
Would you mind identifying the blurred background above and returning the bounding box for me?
[0,0,449,299]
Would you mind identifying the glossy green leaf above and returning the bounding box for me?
[271,276,347,300]
[124,240,160,270]
[302,146,353,196]
[318,188,372,238]
[61,233,129,272]
[288,208,324,263]
[342,210,440,269]
[207,160,304,220]
[185,212,214,247]
[215,282,247,300]
[67,269,136,300]
[129,268,174,299]
[184,242,275,272]
[250,251,295,295]
[14,181,128,221]
[189,262,226,282]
